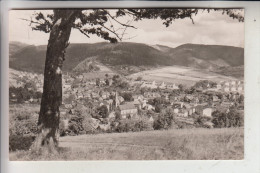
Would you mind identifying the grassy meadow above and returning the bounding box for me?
[10,127,243,160]
[129,66,235,86]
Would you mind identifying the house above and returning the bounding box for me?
[237,86,243,92]
[224,82,230,86]
[141,81,157,89]
[196,105,212,117]
[140,99,147,108]
[178,109,188,117]
[148,116,154,122]
[63,83,71,90]
[118,104,138,119]
[131,100,142,109]
[212,95,219,102]
[159,82,166,89]
[146,104,155,111]
[65,104,73,109]
[107,99,114,111]
[118,96,124,103]
[91,92,99,99]
[84,93,91,98]
[223,87,230,92]
[166,84,178,90]
[185,104,196,116]
[172,102,184,109]
[230,86,237,92]
[108,112,115,118]
[78,74,84,81]
[69,109,75,115]
[216,84,222,89]
[76,93,84,99]
[203,108,212,117]
[173,108,179,114]
[29,97,34,103]
[133,95,144,102]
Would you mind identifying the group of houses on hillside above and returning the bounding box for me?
[60,75,243,122]
[10,71,44,92]
[140,81,179,90]
[213,80,244,93]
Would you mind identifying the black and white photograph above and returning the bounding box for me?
[8,8,245,161]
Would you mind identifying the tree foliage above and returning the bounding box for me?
[28,9,244,44]
[212,108,243,128]
[120,92,133,102]
[97,105,109,118]
[153,108,175,130]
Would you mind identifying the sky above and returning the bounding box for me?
[9,9,244,48]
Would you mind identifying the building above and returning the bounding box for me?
[141,81,157,89]
[202,108,212,117]
[166,84,178,90]
[195,105,212,117]
[159,82,166,89]
[178,109,188,117]
[118,104,138,119]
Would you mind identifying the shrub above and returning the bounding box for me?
[97,105,109,118]
[114,117,153,133]
[82,117,96,134]
[115,119,136,132]
[66,115,85,135]
[120,92,133,102]
[9,135,36,151]
[212,109,243,128]
[136,76,142,81]
[64,114,97,136]
[10,117,38,136]
[115,110,122,120]
[59,119,69,136]
[194,115,212,128]
[153,108,175,130]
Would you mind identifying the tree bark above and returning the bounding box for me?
[33,10,77,149]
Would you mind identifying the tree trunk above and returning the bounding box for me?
[32,10,77,150]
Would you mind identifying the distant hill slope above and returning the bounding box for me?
[167,44,244,68]
[9,41,29,57]
[9,42,244,78]
[129,66,237,86]
[9,42,175,74]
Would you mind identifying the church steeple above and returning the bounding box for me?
[115,91,119,108]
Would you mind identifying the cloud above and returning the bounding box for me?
[9,9,244,48]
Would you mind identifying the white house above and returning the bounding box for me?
[118,104,138,119]
[202,108,212,117]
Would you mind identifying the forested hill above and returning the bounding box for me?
[9,41,244,78]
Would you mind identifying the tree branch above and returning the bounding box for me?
[103,9,137,29]
[98,23,122,41]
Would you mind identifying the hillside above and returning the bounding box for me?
[167,44,244,69]
[9,41,29,57]
[9,42,174,74]
[9,42,244,78]
[10,128,243,160]
[129,65,237,86]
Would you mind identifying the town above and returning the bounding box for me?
[9,70,244,134]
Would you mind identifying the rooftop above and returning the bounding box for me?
[119,104,136,110]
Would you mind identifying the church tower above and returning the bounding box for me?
[115,91,119,108]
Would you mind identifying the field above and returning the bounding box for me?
[10,128,244,160]
[129,66,236,86]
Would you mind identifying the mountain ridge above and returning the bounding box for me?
[9,41,244,78]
